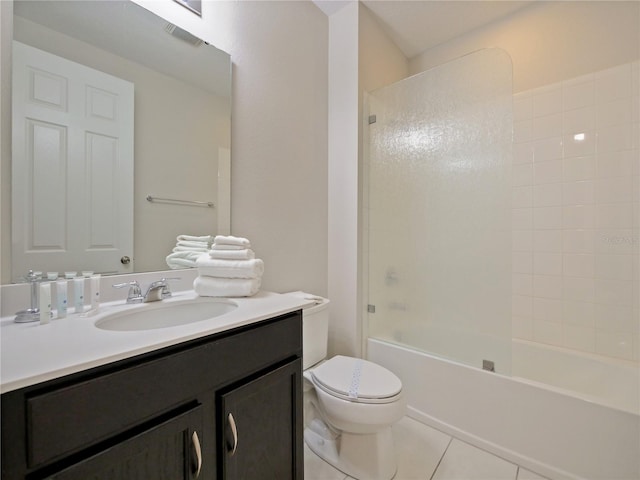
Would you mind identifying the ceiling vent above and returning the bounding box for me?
[164,23,204,47]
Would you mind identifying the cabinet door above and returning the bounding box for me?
[46,405,204,480]
[220,360,303,480]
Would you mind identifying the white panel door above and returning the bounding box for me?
[12,41,134,281]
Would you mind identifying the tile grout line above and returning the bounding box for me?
[428,436,454,480]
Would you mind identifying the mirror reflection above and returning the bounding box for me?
[6,0,231,283]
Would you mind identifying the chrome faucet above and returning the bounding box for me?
[113,278,178,304]
[143,279,173,302]
[112,280,143,304]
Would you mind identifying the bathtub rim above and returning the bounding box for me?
[369,334,640,416]
[512,337,639,416]
[368,337,640,480]
[512,337,639,371]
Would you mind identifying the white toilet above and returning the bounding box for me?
[285,292,406,480]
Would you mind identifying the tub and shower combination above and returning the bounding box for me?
[368,331,638,480]
[363,47,639,480]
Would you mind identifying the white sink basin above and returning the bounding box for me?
[95,299,238,331]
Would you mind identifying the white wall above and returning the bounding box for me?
[327,2,360,357]
[410,1,640,93]
[221,1,328,297]
[1,1,329,296]
[358,4,408,94]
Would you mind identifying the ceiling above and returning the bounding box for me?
[18,0,536,83]
[314,0,535,59]
[13,0,231,96]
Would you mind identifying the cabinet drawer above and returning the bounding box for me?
[27,312,301,468]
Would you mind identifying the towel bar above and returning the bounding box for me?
[146,195,214,208]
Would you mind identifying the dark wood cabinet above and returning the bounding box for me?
[1,310,303,480]
[46,405,204,480]
[220,361,303,480]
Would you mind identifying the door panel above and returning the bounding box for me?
[27,119,67,250]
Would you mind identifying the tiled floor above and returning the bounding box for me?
[304,416,549,480]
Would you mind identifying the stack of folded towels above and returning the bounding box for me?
[193,235,264,297]
[166,234,213,269]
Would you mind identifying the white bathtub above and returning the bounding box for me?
[368,337,640,480]
[512,338,639,415]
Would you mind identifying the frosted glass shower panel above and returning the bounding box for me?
[367,49,513,374]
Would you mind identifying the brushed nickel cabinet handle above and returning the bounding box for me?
[227,413,238,456]
[191,431,202,478]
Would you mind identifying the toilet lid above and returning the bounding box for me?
[310,355,402,403]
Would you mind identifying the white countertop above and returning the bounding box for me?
[0,290,311,394]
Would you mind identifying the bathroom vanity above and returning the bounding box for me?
[1,291,306,479]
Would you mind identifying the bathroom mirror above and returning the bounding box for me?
[5,0,231,283]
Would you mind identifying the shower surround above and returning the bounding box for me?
[364,54,639,479]
[511,60,639,363]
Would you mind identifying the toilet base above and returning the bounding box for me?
[304,418,397,480]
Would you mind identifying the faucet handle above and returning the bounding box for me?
[159,277,181,299]
[20,270,40,283]
[112,280,143,304]
[112,280,140,291]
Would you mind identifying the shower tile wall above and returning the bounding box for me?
[511,60,640,361]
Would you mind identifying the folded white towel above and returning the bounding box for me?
[196,255,264,279]
[177,240,210,249]
[168,250,203,261]
[166,258,196,269]
[193,275,261,297]
[214,235,251,247]
[166,250,202,269]
[209,248,255,260]
[177,234,213,243]
[173,245,209,253]
[211,244,245,251]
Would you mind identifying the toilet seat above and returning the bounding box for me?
[310,355,402,404]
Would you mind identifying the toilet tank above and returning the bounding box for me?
[283,291,330,369]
